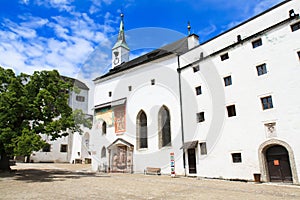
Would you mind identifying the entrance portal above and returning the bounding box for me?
[266,145,292,182]
[107,138,133,173]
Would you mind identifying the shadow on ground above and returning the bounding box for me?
[0,169,109,183]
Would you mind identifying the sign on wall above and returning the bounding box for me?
[170,152,175,177]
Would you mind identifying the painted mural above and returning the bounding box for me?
[95,107,113,128]
[114,105,126,133]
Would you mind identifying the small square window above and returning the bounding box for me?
[128,86,132,91]
[261,96,273,110]
[232,153,242,163]
[196,112,205,123]
[195,86,202,95]
[256,63,267,76]
[108,91,112,97]
[42,143,51,152]
[252,38,262,48]
[224,76,232,86]
[220,53,229,61]
[226,105,236,117]
[193,65,200,72]
[291,22,300,32]
[151,79,155,85]
[60,144,68,153]
[200,142,207,155]
[297,51,300,60]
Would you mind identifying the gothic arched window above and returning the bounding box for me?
[102,121,107,135]
[101,146,106,158]
[158,106,171,148]
[83,132,90,149]
[136,110,148,149]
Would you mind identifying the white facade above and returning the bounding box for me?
[91,0,300,183]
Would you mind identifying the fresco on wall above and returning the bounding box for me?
[95,107,113,128]
[114,105,126,133]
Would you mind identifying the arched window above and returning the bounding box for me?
[83,132,90,149]
[102,121,107,135]
[136,110,148,149]
[158,106,171,148]
[101,146,106,158]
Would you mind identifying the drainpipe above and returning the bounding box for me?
[177,55,186,176]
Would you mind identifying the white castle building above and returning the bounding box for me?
[89,0,300,184]
[30,77,93,164]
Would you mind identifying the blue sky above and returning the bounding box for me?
[0,0,284,82]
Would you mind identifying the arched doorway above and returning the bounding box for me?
[265,145,292,182]
[258,139,298,184]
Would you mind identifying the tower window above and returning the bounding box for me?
[128,86,132,91]
[261,96,273,110]
[226,105,236,117]
[193,65,200,72]
[252,38,262,48]
[196,112,205,123]
[224,76,232,86]
[220,53,229,61]
[195,86,202,95]
[291,21,300,32]
[76,95,85,102]
[256,63,267,76]
[151,79,155,85]
[231,153,242,163]
[108,91,112,97]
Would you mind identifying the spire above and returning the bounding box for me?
[112,13,129,50]
[187,21,191,35]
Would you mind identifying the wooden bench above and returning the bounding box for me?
[144,167,161,175]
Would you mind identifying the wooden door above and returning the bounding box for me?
[266,145,292,182]
[188,148,197,174]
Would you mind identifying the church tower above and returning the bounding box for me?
[112,13,130,68]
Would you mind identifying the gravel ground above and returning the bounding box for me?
[0,163,299,200]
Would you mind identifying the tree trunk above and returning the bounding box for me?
[0,152,11,172]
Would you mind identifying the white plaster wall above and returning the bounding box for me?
[69,89,89,114]
[180,10,300,180]
[31,135,69,163]
[92,56,185,175]
[180,0,300,67]
[69,132,83,163]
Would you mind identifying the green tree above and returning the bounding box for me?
[0,67,90,171]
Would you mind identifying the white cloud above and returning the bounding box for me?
[0,3,118,80]
[34,0,75,12]
[253,0,283,15]
[198,24,217,38]
[20,0,30,5]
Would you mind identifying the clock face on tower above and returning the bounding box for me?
[113,50,120,65]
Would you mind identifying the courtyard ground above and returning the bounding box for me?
[0,163,299,199]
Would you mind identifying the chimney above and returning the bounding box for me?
[188,34,199,50]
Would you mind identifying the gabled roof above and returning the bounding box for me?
[107,138,134,149]
[94,35,192,81]
[61,76,89,90]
